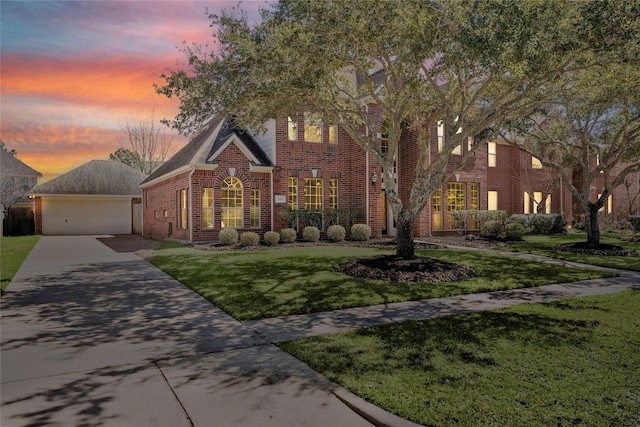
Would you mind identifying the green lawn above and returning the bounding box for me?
[505,232,640,271]
[279,290,640,426]
[152,244,613,320]
[1,235,40,292]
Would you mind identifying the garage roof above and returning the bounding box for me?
[30,160,146,196]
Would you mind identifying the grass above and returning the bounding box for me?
[505,231,640,271]
[1,235,40,292]
[151,244,614,320]
[279,290,640,426]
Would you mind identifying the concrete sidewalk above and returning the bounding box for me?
[2,236,638,426]
[1,236,379,427]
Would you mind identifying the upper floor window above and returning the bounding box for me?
[221,177,243,228]
[437,121,445,153]
[532,156,542,169]
[328,124,338,144]
[488,142,497,167]
[304,112,323,143]
[288,116,298,141]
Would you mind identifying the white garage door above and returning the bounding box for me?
[42,197,132,235]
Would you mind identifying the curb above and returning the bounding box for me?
[332,386,424,427]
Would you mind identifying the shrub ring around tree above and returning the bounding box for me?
[335,255,476,283]
[553,242,639,257]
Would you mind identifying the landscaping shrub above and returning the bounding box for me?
[303,226,320,242]
[219,228,239,245]
[509,214,530,231]
[529,214,567,234]
[481,220,503,238]
[628,215,640,231]
[279,228,297,243]
[264,231,280,246]
[504,222,526,241]
[240,231,260,247]
[351,223,371,241]
[327,225,346,242]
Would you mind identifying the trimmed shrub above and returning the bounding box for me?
[351,223,371,241]
[327,225,346,242]
[303,226,320,242]
[482,220,503,238]
[240,231,260,247]
[264,231,280,246]
[509,214,530,230]
[551,214,567,234]
[504,222,526,241]
[629,215,640,231]
[530,214,554,234]
[279,228,297,243]
[219,228,238,245]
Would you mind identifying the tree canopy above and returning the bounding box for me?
[157,0,638,256]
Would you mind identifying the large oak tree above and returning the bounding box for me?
[158,0,631,258]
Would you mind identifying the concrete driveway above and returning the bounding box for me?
[1,236,374,426]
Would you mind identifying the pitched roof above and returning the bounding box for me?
[0,150,42,178]
[141,115,272,186]
[30,160,146,196]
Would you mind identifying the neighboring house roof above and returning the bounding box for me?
[30,160,146,196]
[0,150,42,178]
[141,115,272,186]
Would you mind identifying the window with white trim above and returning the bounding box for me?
[221,177,242,228]
[304,178,323,210]
[202,187,213,228]
[250,189,260,227]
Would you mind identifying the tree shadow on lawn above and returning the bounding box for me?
[293,310,600,377]
[164,253,482,320]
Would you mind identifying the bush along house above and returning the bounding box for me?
[140,112,633,243]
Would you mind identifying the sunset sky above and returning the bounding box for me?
[1,0,263,182]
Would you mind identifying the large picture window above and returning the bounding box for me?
[202,188,213,228]
[221,177,242,228]
[447,182,466,228]
[304,178,323,210]
[250,189,260,227]
[288,177,298,210]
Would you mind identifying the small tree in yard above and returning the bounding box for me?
[157,0,633,258]
[505,63,640,245]
[113,111,175,175]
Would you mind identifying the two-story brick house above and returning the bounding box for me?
[140,111,637,243]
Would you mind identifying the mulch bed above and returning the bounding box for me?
[553,242,639,257]
[335,254,476,283]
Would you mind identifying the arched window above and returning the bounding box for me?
[221,177,242,228]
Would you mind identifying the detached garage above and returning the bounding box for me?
[30,160,146,235]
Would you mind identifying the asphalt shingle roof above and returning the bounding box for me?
[141,115,272,186]
[30,160,146,196]
[1,150,42,178]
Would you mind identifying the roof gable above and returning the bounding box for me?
[141,115,272,186]
[1,150,42,178]
[30,160,146,196]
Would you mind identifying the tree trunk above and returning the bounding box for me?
[395,210,416,259]
[584,203,600,245]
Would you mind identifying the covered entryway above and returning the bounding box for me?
[42,196,132,235]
